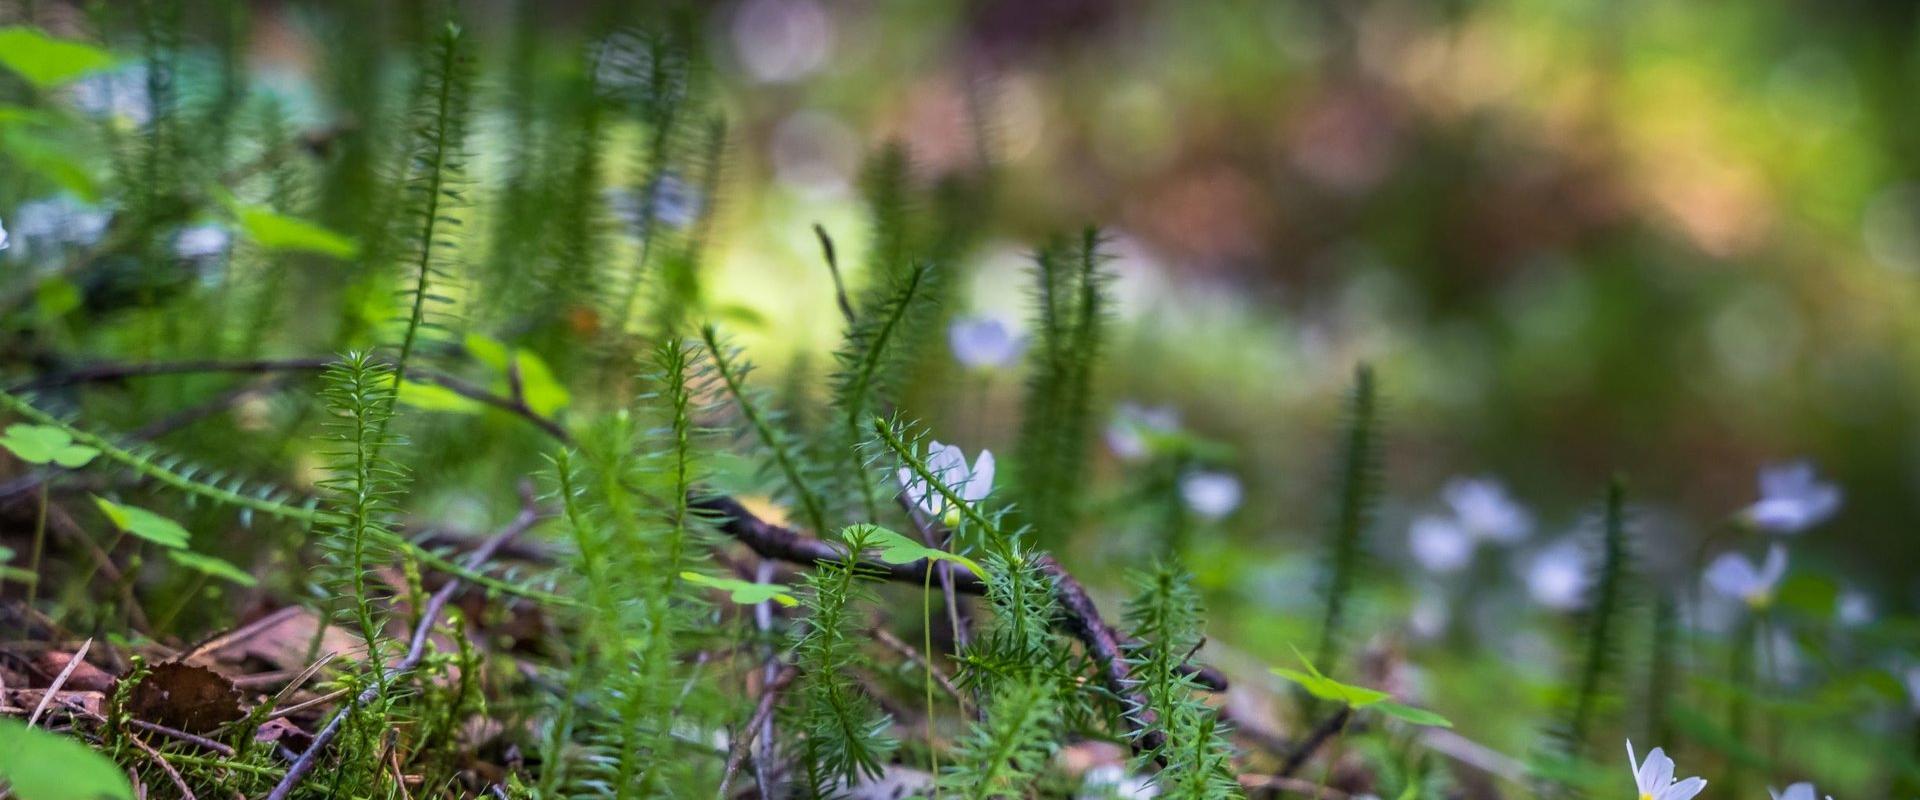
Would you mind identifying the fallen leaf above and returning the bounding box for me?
[130,662,244,733]
[30,650,113,693]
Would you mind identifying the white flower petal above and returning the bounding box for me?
[1659,776,1706,800]
[948,316,1024,369]
[1180,471,1242,521]
[964,449,996,503]
[1705,552,1760,600]
[1409,516,1474,574]
[1758,544,1790,591]
[1645,747,1673,794]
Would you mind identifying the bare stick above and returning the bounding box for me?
[1278,706,1352,778]
[28,637,90,728]
[127,731,199,800]
[715,663,799,798]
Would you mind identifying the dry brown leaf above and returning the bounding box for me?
[131,661,245,733]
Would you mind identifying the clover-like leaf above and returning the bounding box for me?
[681,571,797,607]
[396,379,484,414]
[0,27,117,88]
[217,191,358,259]
[167,550,258,587]
[1,424,99,468]
[92,496,190,549]
[843,524,984,578]
[1271,645,1390,708]
[464,334,569,417]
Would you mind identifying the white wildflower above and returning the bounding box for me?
[1770,782,1833,800]
[1442,477,1532,543]
[1180,470,1242,521]
[1105,402,1179,461]
[1079,764,1157,800]
[1705,544,1788,609]
[10,196,111,254]
[174,224,231,260]
[1743,460,1841,534]
[0,217,9,251]
[1408,515,1474,574]
[1522,539,1592,611]
[948,316,1024,369]
[1837,589,1874,627]
[1625,740,1707,800]
[897,440,994,528]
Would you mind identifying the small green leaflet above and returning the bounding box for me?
[843,524,984,578]
[167,550,258,587]
[396,379,484,414]
[1373,701,1451,728]
[1271,646,1450,727]
[1,424,99,468]
[0,717,134,800]
[0,27,116,88]
[91,496,190,549]
[465,334,570,417]
[681,571,797,607]
[233,205,359,259]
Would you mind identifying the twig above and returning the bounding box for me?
[128,731,198,800]
[1237,773,1351,799]
[28,637,90,728]
[716,663,799,798]
[869,627,967,709]
[1279,707,1352,778]
[264,506,540,800]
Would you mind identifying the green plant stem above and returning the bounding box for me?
[25,483,48,616]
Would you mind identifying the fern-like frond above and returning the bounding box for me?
[793,525,898,790]
[1567,477,1634,748]
[389,20,474,378]
[700,324,833,535]
[826,261,937,523]
[941,678,1060,799]
[1013,230,1110,547]
[1312,363,1381,675]
[314,351,408,670]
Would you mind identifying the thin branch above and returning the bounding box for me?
[264,506,540,800]
[1279,706,1352,778]
[127,731,199,800]
[869,626,967,709]
[716,663,798,798]
[28,637,90,728]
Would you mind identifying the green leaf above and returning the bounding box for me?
[680,571,798,607]
[464,333,512,373]
[464,336,568,417]
[395,379,484,414]
[844,524,985,578]
[35,278,83,320]
[1372,701,1452,728]
[512,350,569,417]
[91,496,190,549]
[1271,645,1390,707]
[232,204,358,259]
[0,27,116,88]
[166,550,257,587]
[0,424,98,468]
[0,717,134,800]
[2,126,102,201]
